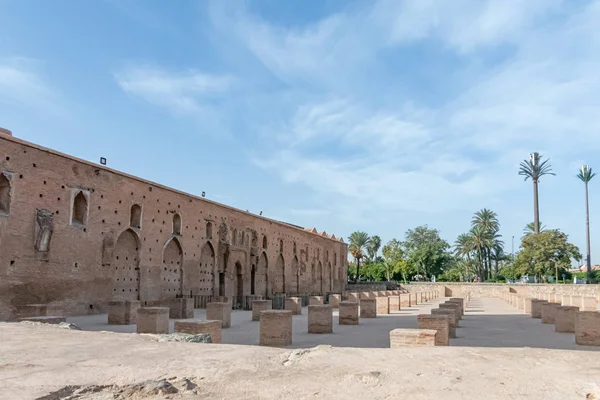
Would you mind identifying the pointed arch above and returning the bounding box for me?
[112,229,141,301]
[316,261,323,294]
[0,172,11,215]
[199,241,215,295]
[72,191,87,226]
[130,204,142,228]
[257,251,268,297]
[206,221,213,239]
[162,237,183,297]
[274,253,285,293]
[328,261,332,291]
[173,214,182,235]
[279,239,284,252]
[291,256,299,294]
[263,235,268,249]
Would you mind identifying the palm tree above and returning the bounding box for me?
[471,209,502,279]
[348,231,371,283]
[519,152,555,234]
[522,221,547,239]
[578,165,596,284]
[367,235,382,261]
[472,208,500,233]
[470,226,492,280]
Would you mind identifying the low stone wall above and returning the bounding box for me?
[401,283,600,299]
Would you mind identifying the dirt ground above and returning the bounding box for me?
[2,298,600,399]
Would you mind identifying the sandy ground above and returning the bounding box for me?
[2,298,600,399]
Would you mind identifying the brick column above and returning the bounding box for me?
[260,310,292,346]
[309,296,324,305]
[388,296,400,312]
[541,302,560,324]
[417,314,450,346]
[308,305,333,333]
[285,297,302,315]
[207,302,231,328]
[376,297,390,315]
[554,306,579,333]
[360,299,376,318]
[339,301,359,325]
[575,311,600,346]
[252,300,272,321]
[329,294,341,309]
[136,307,169,334]
[390,329,436,347]
[108,300,140,325]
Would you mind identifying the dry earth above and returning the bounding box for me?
[2,322,600,400]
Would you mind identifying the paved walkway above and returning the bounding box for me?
[451,297,600,351]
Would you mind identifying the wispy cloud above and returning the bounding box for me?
[115,65,233,114]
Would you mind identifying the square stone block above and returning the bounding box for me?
[531,299,548,318]
[570,295,582,308]
[252,300,272,321]
[309,296,324,305]
[376,297,389,315]
[308,305,333,333]
[339,301,359,325]
[360,299,377,318]
[448,298,464,316]
[206,302,232,328]
[555,306,579,333]
[431,307,458,328]
[400,294,411,308]
[524,298,534,314]
[418,314,450,346]
[136,307,169,334]
[388,296,400,312]
[390,328,437,347]
[541,302,561,324]
[108,300,141,325]
[561,295,571,306]
[346,293,359,302]
[575,311,600,346]
[285,297,302,315]
[439,303,461,321]
[329,294,341,309]
[174,320,222,343]
[581,297,597,311]
[260,310,292,346]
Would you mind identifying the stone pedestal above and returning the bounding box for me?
[18,316,66,324]
[570,296,582,308]
[174,320,222,343]
[561,295,571,306]
[339,301,359,325]
[136,307,169,334]
[346,293,359,302]
[575,311,600,346]
[417,314,450,346]
[309,296,324,305]
[108,300,141,325]
[388,296,400,312]
[531,300,548,318]
[260,310,292,346]
[400,294,411,308]
[308,305,333,333]
[285,297,302,315]
[541,302,561,324]
[448,298,464,316]
[390,329,437,347]
[252,300,272,321]
[329,294,341,309]
[360,299,377,318]
[431,308,458,337]
[206,302,232,328]
[439,303,461,321]
[168,298,194,319]
[581,297,597,311]
[555,306,579,333]
[524,298,534,314]
[376,297,389,315]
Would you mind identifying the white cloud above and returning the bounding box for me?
[0,58,61,112]
[115,66,233,114]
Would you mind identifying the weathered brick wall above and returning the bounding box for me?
[403,283,600,299]
[0,133,348,319]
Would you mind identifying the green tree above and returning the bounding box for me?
[522,221,547,239]
[382,239,410,282]
[514,229,582,281]
[348,231,370,282]
[402,225,451,280]
[471,208,503,279]
[577,164,596,284]
[367,235,382,261]
[519,152,555,234]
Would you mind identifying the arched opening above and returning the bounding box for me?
[200,242,215,295]
[251,264,256,295]
[263,235,268,249]
[233,229,238,245]
[162,237,183,298]
[112,229,141,301]
[258,252,268,297]
[173,214,182,235]
[0,173,11,214]
[316,261,323,294]
[279,239,283,252]
[291,256,299,294]
[235,262,243,299]
[328,261,333,291]
[311,263,315,293]
[241,231,245,246]
[130,204,142,228]
[274,254,285,293]
[206,221,213,239]
[293,242,297,254]
[72,191,87,226]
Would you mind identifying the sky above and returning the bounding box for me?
[1,0,600,264]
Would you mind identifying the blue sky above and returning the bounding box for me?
[2,0,600,264]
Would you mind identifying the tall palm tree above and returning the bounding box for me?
[522,221,547,239]
[472,208,500,233]
[348,231,371,283]
[367,235,382,261]
[577,165,596,284]
[470,226,492,280]
[454,233,475,279]
[471,208,502,279]
[519,152,555,234]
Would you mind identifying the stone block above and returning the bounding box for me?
[174,320,222,343]
[561,295,571,306]
[410,293,417,305]
[360,299,377,318]
[17,304,48,318]
[136,307,169,334]
[570,295,582,308]
[339,301,359,325]
[308,304,333,333]
[360,291,374,300]
[541,302,561,324]
[581,297,597,311]
[309,296,324,305]
[329,294,341,308]
[439,303,461,321]
[168,298,194,319]
[575,311,600,346]
[346,293,359,302]
[524,298,534,314]
[388,296,400,312]
[285,297,302,315]
[18,316,66,324]
[400,294,411,308]
[449,298,464,316]
[431,308,457,338]
[260,310,292,346]
[555,306,579,333]
[417,314,450,346]
[531,299,548,318]
[376,296,389,315]
[390,328,437,347]
[252,300,272,321]
[206,302,231,328]
[108,300,141,325]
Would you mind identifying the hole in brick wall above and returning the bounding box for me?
[58,197,61,201]
[33,163,36,167]
[72,191,87,225]
[56,211,59,215]
[119,200,122,204]
[10,260,15,265]
[61,185,64,189]
[5,156,9,161]
[19,174,23,179]
[43,180,46,185]
[83,228,86,232]
[39,194,43,198]
[149,187,152,192]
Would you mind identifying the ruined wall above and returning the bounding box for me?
[402,283,600,299]
[0,133,348,319]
